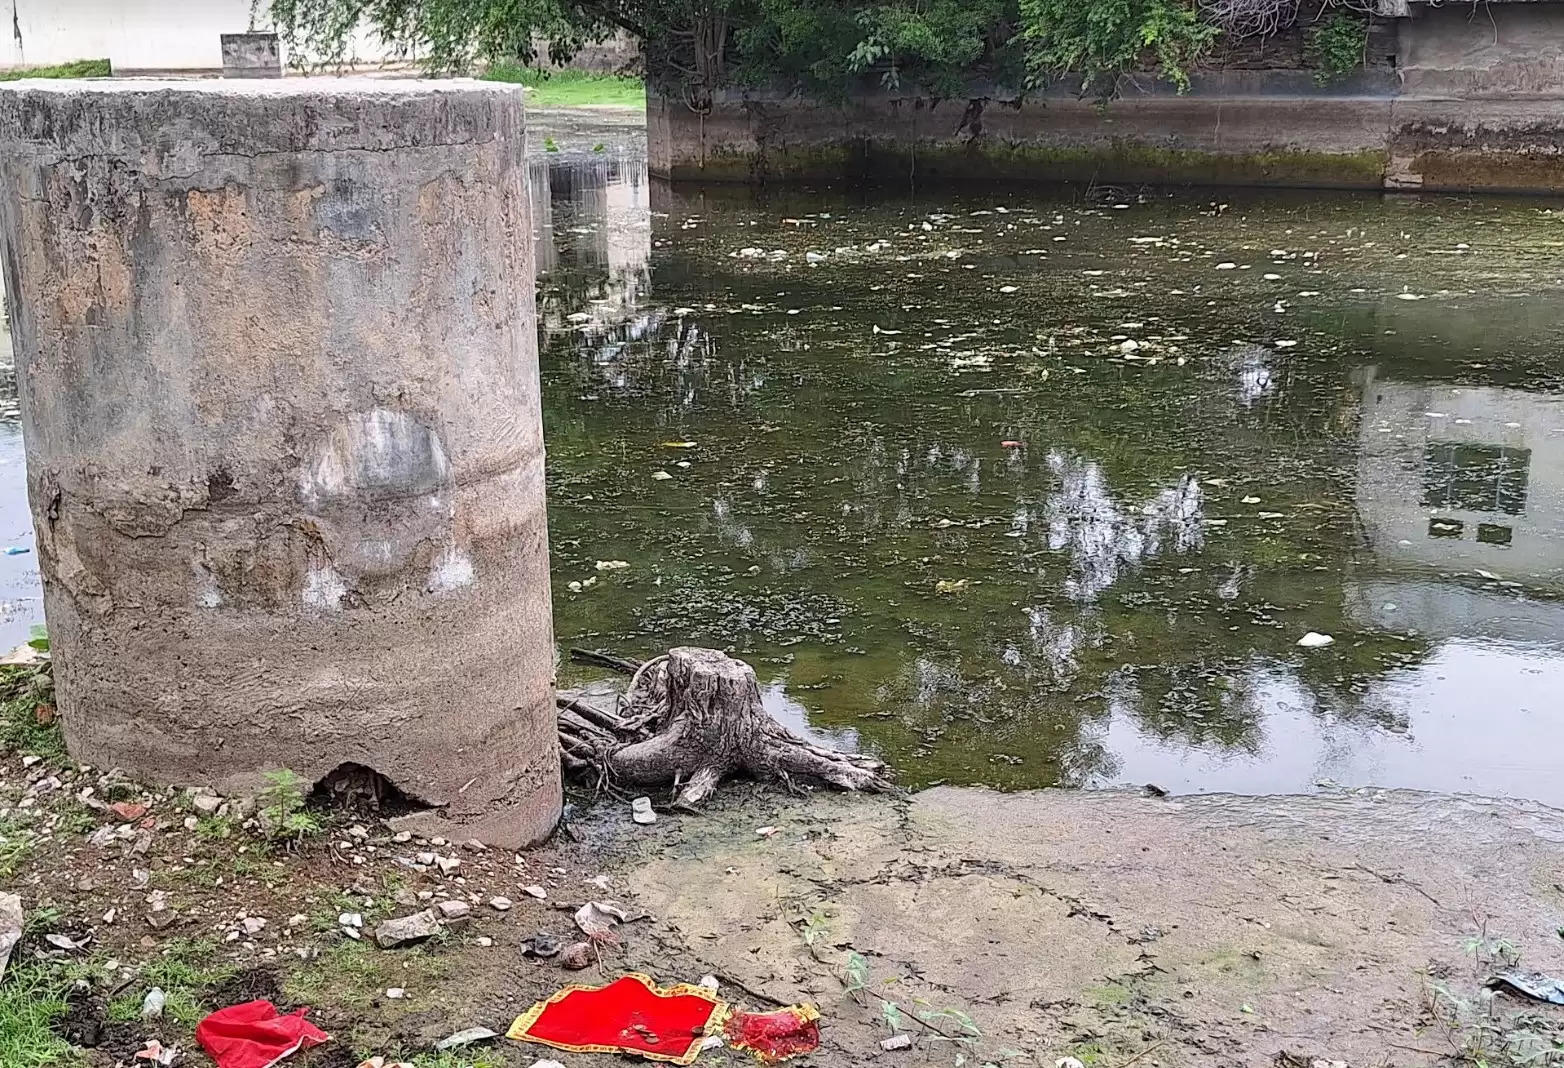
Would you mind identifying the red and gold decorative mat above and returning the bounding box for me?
[507,973,729,1065]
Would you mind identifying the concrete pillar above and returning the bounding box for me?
[0,79,560,847]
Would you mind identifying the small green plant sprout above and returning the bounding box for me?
[257,769,321,842]
[543,136,560,153]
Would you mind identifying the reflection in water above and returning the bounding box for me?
[1356,370,1564,588]
[531,155,654,349]
[1045,453,1203,602]
[5,127,1562,806]
[538,154,1564,805]
[0,315,40,651]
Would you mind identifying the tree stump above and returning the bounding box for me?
[603,647,890,806]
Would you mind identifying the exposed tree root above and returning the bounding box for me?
[557,646,891,806]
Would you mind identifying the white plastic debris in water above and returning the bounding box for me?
[1216,262,1237,270]
[1397,292,1426,300]
[595,560,630,571]
[1297,632,1335,648]
[652,471,673,481]
[999,285,1019,294]
[1275,340,1298,348]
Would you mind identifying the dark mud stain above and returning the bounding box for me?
[210,965,286,1008]
[58,994,141,1060]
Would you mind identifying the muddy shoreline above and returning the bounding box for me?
[7,700,1563,1068]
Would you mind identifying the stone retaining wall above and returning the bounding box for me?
[650,3,1564,192]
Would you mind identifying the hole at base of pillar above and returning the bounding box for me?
[311,762,429,817]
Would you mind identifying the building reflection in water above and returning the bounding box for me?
[1355,366,1564,592]
[529,154,653,343]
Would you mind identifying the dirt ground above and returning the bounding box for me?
[4,658,1564,1067]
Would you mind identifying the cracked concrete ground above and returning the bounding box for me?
[582,786,1564,1067]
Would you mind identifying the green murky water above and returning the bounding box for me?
[532,143,1564,803]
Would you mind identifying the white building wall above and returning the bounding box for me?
[1,0,397,72]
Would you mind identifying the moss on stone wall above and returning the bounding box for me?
[663,138,1389,190]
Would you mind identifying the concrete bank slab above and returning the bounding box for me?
[601,786,1564,1065]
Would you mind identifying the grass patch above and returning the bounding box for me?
[285,935,452,1017]
[481,66,644,108]
[0,962,80,1067]
[409,1055,505,1068]
[107,938,234,1028]
[1085,982,1133,1007]
[0,812,37,878]
[0,59,111,81]
[0,666,66,765]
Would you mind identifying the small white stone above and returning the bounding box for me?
[385,987,407,999]
[523,885,547,899]
[1297,631,1335,648]
[489,896,513,912]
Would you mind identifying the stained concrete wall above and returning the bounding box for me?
[651,3,1564,193]
[0,79,560,847]
[0,0,395,72]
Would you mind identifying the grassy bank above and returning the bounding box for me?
[0,59,111,81]
[482,66,644,108]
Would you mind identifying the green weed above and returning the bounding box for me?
[107,938,237,1028]
[1306,13,1367,85]
[52,801,96,838]
[0,962,80,1066]
[257,770,321,842]
[0,666,66,764]
[0,813,37,877]
[22,907,61,935]
[194,814,239,841]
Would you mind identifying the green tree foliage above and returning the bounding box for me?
[1018,0,1218,92]
[1305,11,1367,85]
[269,0,1362,97]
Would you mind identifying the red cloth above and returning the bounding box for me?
[508,974,726,1065]
[195,1001,330,1068]
[724,1006,822,1063]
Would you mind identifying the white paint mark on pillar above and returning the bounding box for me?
[428,543,475,593]
[303,560,348,610]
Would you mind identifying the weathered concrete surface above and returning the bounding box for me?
[219,33,281,79]
[597,787,1564,1065]
[0,79,560,846]
[651,5,1564,192]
